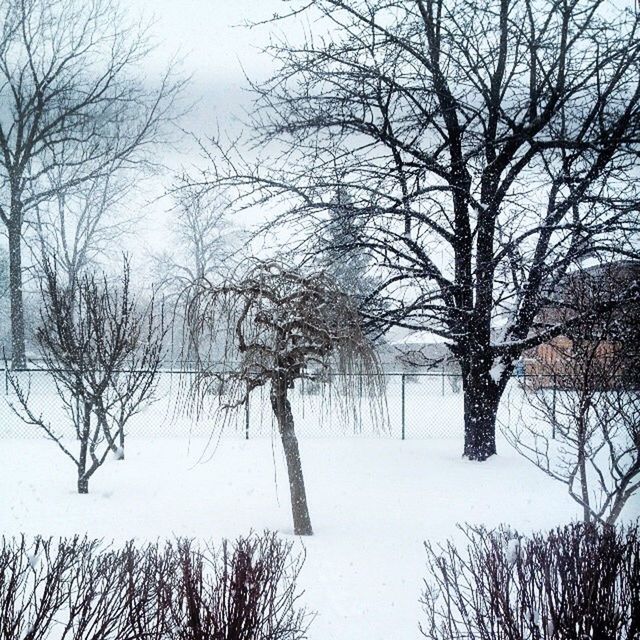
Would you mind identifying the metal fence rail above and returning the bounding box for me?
[1,368,533,440]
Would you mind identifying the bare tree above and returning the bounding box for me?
[8,259,166,492]
[185,259,384,535]
[505,263,640,524]
[0,0,182,368]
[200,0,640,460]
[153,186,242,297]
[152,186,243,365]
[30,161,137,300]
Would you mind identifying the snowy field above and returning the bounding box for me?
[2,372,637,638]
[2,431,629,639]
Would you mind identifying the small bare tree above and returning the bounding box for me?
[506,264,640,524]
[8,259,166,493]
[185,260,384,535]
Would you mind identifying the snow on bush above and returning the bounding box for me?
[0,532,309,640]
[421,522,639,640]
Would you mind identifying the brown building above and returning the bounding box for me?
[525,260,640,388]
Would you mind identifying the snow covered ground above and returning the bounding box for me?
[2,432,628,639]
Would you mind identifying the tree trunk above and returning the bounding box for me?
[77,476,89,494]
[118,423,125,460]
[270,375,313,536]
[77,401,91,493]
[577,415,591,523]
[97,406,124,460]
[8,221,26,369]
[462,361,501,461]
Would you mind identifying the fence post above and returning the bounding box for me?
[4,367,7,395]
[441,366,446,396]
[359,374,364,434]
[552,372,557,438]
[401,373,406,440]
[245,397,250,440]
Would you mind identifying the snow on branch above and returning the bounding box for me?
[183,258,385,419]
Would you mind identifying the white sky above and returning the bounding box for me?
[125,0,285,268]
[135,0,283,126]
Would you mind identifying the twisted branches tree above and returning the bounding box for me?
[185,260,384,535]
[200,0,640,460]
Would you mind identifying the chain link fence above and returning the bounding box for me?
[0,367,534,440]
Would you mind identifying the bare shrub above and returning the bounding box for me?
[122,542,175,640]
[60,545,132,640]
[421,522,640,640]
[0,533,309,640]
[0,536,83,639]
[169,532,309,640]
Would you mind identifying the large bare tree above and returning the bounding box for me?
[200,0,640,460]
[185,260,384,535]
[0,0,182,368]
[153,186,241,297]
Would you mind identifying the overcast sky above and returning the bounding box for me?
[125,0,289,265]
[135,0,285,140]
